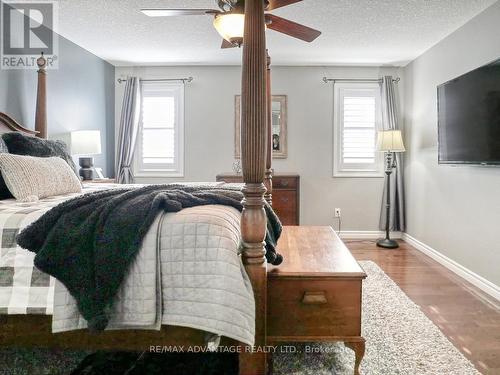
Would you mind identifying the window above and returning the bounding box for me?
[134,81,184,177]
[333,82,383,177]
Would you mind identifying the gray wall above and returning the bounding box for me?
[0,35,115,176]
[116,65,402,230]
[403,1,500,285]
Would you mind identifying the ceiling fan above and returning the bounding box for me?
[141,0,321,48]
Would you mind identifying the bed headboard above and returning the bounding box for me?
[0,112,38,136]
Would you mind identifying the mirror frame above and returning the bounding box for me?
[234,94,288,159]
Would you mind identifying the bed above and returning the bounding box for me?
[0,182,256,343]
[0,1,271,373]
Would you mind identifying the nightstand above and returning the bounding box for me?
[82,178,115,184]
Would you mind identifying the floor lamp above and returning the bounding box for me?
[376,130,405,249]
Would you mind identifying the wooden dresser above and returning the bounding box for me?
[215,174,300,225]
[267,226,366,375]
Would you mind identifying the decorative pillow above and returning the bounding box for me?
[2,132,78,176]
[0,154,82,202]
[0,137,13,199]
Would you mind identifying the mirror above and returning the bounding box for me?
[234,95,287,159]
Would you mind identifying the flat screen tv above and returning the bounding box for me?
[437,58,500,165]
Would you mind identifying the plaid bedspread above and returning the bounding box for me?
[0,183,119,315]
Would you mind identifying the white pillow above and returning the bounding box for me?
[0,154,82,202]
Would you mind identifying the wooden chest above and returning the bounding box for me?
[267,226,366,374]
[215,174,300,225]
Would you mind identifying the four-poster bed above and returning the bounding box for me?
[0,1,366,374]
[1,1,272,373]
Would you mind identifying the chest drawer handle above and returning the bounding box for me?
[279,180,289,187]
[280,197,289,203]
[301,291,328,305]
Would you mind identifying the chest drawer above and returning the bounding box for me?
[267,278,362,340]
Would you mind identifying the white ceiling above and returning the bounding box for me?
[56,0,497,66]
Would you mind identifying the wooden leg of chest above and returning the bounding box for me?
[345,339,365,375]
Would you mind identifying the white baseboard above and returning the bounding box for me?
[339,231,402,239]
[402,233,500,302]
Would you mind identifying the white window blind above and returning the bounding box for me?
[134,81,184,177]
[333,83,383,177]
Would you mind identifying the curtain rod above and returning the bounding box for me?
[117,77,194,84]
[322,77,400,84]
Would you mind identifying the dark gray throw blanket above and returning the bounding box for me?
[17,184,282,331]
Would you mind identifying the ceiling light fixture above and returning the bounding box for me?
[213,13,245,47]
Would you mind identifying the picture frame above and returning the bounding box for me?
[234,94,288,159]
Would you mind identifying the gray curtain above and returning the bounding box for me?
[379,76,405,231]
[116,77,141,184]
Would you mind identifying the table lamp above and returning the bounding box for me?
[376,130,405,249]
[69,130,102,180]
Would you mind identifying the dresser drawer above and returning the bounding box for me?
[267,278,362,340]
[272,190,297,225]
[273,176,297,189]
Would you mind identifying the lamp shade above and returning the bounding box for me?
[377,130,405,152]
[69,130,101,155]
[213,13,245,46]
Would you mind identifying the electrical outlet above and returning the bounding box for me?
[335,208,341,218]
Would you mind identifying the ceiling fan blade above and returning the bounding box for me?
[265,14,321,42]
[267,0,303,11]
[221,39,237,49]
[141,9,219,17]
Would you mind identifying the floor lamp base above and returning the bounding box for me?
[376,238,399,249]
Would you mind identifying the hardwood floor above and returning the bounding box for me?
[346,239,500,375]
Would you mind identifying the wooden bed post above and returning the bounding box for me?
[239,0,268,374]
[264,50,273,205]
[35,53,47,138]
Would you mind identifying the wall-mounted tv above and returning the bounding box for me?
[437,58,500,165]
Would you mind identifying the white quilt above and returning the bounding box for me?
[52,204,256,346]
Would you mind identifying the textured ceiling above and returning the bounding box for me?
[56,0,497,66]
